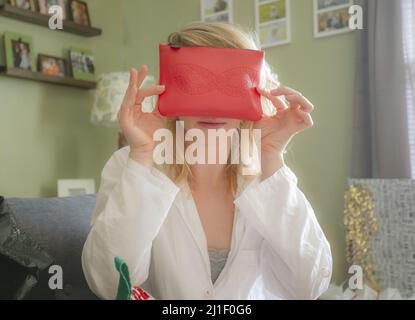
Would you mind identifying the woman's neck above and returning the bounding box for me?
[189,164,228,191]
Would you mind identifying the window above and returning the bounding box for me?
[402,0,415,177]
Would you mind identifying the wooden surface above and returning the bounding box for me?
[0,3,102,37]
[0,67,97,89]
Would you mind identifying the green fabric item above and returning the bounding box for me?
[114,256,132,300]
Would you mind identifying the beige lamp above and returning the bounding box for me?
[91,72,156,148]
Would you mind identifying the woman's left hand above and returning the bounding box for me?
[254,86,315,179]
[255,86,315,157]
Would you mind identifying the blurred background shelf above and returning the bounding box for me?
[0,66,97,89]
[0,3,102,37]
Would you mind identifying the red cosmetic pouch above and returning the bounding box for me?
[156,44,265,121]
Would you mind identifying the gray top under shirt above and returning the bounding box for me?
[208,248,230,284]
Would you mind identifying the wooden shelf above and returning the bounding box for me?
[0,67,96,89]
[0,3,102,37]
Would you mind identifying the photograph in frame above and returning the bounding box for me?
[201,0,233,23]
[314,0,353,38]
[255,0,291,48]
[37,54,68,77]
[4,31,35,71]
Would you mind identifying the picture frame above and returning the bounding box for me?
[201,0,233,23]
[313,0,353,38]
[38,0,67,20]
[37,54,68,77]
[69,47,95,81]
[57,179,95,197]
[68,0,91,26]
[4,31,35,71]
[7,0,37,11]
[255,0,291,48]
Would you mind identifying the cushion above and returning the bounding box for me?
[6,194,98,300]
[346,179,415,298]
[0,196,54,299]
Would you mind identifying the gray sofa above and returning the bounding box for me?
[5,195,99,300]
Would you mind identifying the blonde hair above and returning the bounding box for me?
[162,21,280,195]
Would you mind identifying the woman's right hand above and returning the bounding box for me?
[117,65,166,166]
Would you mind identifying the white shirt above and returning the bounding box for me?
[81,146,332,300]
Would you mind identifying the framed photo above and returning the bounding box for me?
[8,0,37,11]
[201,0,233,23]
[4,32,35,71]
[314,0,353,38]
[69,47,95,81]
[69,0,91,26]
[255,0,291,48]
[57,179,95,197]
[38,54,67,77]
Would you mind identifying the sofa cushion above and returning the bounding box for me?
[0,196,54,299]
[6,194,98,300]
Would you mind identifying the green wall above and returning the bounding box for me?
[0,0,121,197]
[0,0,355,285]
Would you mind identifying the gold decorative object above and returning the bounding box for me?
[344,184,381,291]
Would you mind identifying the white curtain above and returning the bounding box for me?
[402,0,415,178]
[351,0,412,178]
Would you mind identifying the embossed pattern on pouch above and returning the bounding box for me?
[169,64,259,97]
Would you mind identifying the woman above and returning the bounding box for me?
[82,21,332,300]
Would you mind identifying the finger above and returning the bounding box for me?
[137,64,148,89]
[270,86,303,97]
[136,85,166,104]
[256,86,287,111]
[285,94,314,112]
[294,108,314,128]
[274,107,290,119]
[121,68,139,108]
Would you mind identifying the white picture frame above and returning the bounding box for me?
[313,0,353,39]
[200,0,233,23]
[58,179,95,197]
[255,0,291,49]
